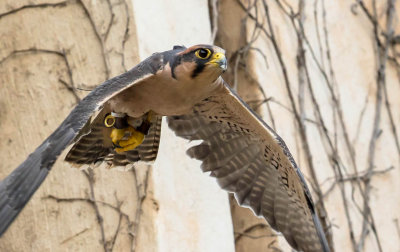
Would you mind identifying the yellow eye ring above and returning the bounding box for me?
[195,48,212,59]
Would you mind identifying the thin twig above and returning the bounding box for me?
[209,0,219,43]
[130,167,150,252]
[0,48,80,103]
[357,1,395,251]
[234,223,273,243]
[82,169,108,252]
[0,1,68,19]
[76,0,110,79]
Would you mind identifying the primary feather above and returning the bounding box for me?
[167,81,330,252]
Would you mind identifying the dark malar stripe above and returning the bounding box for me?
[191,63,206,78]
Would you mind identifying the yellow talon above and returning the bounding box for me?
[108,111,154,153]
[110,126,145,153]
[110,128,126,143]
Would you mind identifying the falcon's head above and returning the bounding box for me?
[167,45,227,83]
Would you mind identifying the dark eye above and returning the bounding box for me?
[195,48,211,59]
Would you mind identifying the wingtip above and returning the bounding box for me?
[312,211,331,252]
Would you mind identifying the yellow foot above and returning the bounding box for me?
[110,126,145,153]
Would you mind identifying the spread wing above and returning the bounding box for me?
[167,81,329,252]
[0,53,164,236]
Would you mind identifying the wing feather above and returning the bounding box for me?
[167,82,329,252]
[0,53,164,236]
[65,106,162,167]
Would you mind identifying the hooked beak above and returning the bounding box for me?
[207,52,227,71]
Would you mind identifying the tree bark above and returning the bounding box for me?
[0,0,158,251]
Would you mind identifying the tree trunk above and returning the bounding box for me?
[0,0,158,251]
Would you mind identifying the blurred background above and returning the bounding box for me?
[0,0,399,251]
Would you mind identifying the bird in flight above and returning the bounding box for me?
[0,44,329,252]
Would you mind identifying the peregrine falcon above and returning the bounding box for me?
[0,45,330,252]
